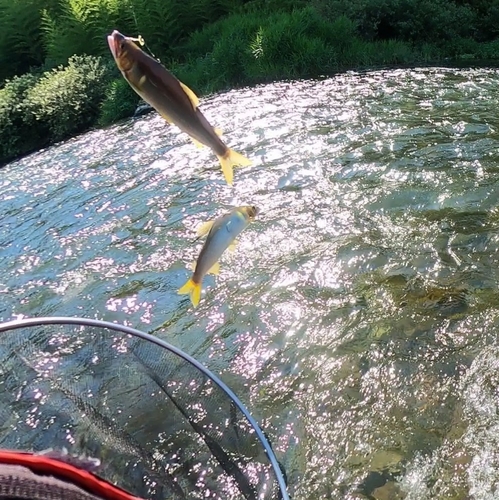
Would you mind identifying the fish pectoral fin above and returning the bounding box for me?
[228,240,238,252]
[207,261,220,276]
[215,127,223,137]
[189,260,197,271]
[196,220,215,237]
[138,75,148,90]
[180,82,200,109]
[217,149,253,185]
[191,137,204,149]
[178,277,202,307]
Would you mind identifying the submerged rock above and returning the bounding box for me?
[133,102,153,117]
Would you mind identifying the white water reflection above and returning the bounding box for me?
[2,67,499,498]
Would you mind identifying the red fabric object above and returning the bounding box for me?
[0,450,141,500]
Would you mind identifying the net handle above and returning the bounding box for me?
[0,316,290,500]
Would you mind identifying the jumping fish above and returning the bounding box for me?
[107,30,252,185]
[178,206,259,307]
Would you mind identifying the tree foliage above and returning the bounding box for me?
[0,55,110,164]
[1,0,499,85]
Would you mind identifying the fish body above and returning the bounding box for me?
[178,206,259,307]
[107,30,252,185]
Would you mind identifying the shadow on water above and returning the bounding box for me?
[2,66,499,498]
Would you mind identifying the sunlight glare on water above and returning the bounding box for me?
[3,67,499,498]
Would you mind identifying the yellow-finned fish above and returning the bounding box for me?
[178,206,259,307]
[107,30,252,185]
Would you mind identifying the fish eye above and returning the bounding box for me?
[120,42,125,50]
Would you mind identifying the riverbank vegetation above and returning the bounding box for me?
[1,0,499,165]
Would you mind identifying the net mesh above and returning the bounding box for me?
[0,321,287,500]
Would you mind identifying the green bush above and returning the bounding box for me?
[172,7,436,93]
[244,8,332,78]
[175,7,335,90]
[40,0,136,67]
[314,0,477,43]
[0,55,110,165]
[0,73,44,164]
[239,0,308,14]
[0,0,47,82]
[477,39,499,58]
[2,0,499,86]
[98,78,141,127]
[27,54,111,142]
[40,0,244,69]
[471,0,499,42]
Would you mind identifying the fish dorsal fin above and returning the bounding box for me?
[207,261,220,275]
[197,220,215,237]
[215,127,223,137]
[180,82,199,109]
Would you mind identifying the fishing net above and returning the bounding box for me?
[0,317,289,500]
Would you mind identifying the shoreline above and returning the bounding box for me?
[2,55,499,169]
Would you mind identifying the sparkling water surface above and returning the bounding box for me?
[2,67,499,499]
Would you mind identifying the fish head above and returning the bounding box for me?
[107,30,140,73]
[242,205,259,221]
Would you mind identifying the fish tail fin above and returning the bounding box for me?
[178,278,202,307]
[217,149,252,185]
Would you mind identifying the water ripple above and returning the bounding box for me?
[2,66,499,498]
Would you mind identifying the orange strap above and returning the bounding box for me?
[0,450,141,500]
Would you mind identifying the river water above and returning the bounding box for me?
[2,66,499,499]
